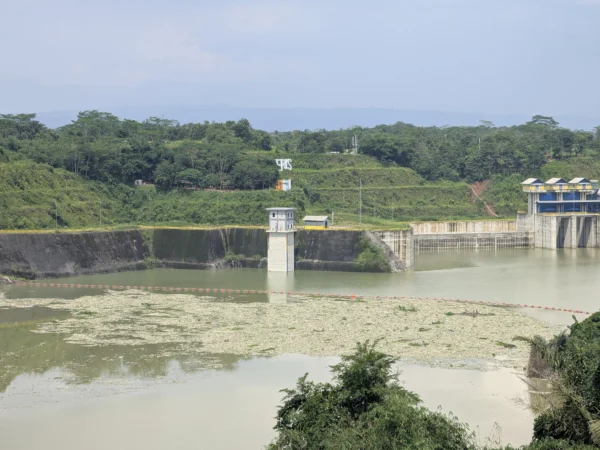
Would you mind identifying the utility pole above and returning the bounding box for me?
[351,135,359,154]
[93,197,102,228]
[217,192,220,226]
[359,178,362,225]
[54,200,58,229]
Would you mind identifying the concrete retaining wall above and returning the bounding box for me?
[415,232,532,252]
[516,213,534,232]
[0,231,148,278]
[372,230,414,269]
[411,220,517,234]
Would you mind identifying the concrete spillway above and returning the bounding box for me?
[410,220,532,253]
[526,215,600,249]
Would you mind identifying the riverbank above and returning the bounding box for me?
[0,290,557,369]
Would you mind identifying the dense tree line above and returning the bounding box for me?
[1,112,599,191]
[272,115,600,182]
[0,112,277,190]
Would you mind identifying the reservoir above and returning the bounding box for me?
[1,248,598,449]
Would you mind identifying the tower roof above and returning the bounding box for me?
[521,178,543,185]
[569,177,591,184]
[545,178,567,184]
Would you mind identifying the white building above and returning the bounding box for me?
[266,207,296,272]
[302,215,330,229]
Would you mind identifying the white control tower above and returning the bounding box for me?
[266,207,296,272]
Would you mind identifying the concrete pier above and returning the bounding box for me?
[532,215,600,249]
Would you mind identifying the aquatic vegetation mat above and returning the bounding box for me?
[0,291,557,369]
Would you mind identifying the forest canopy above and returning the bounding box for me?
[1,112,599,191]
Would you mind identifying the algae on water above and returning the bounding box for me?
[0,290,558,369]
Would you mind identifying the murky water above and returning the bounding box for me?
[4,248,598,312]
[1,248,597,449]
[0,356,531,450]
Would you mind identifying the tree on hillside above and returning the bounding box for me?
[528,115,560,128]
[63,110,121,141]
[326,135,346,153]
[0,113,47,140]
[177,168,206,187]
[116,119,141,138]
[360,133,413,165]
[232,118,253,143]
[253,129,272,150]
[205,145,240,189]
[153,160,177,187]
[298,131,327,153]
[231,158,278,189]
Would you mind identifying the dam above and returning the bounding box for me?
[518,177,600,249]
[3,176,600,280]
[411,220,531,252]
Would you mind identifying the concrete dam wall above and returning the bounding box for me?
[156,229,413,273]
[534,215,600,249]
[411,220,531,252]
[0,228,414,278]
[0,231,148,278]
[295,230,412,273]
[411,220,517,234]
[415,232,532,252]
[153,228,268,268]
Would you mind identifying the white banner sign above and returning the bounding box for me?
[276,159,292,171]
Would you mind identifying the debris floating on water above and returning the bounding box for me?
[0,290,558,369]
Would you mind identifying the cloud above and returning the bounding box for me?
[0,2,316,87]
[224,2,289,33]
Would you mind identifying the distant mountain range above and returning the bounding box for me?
[35,106,600,131]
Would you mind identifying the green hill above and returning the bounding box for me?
[0,162,130,229]
[4,111,597,230]
[0,158,487,230]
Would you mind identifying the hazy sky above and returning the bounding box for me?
[2,0,600,116]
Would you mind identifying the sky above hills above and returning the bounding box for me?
[2,0,600,125]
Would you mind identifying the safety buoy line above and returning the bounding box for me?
[8,281,593,315]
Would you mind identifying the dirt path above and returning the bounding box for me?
[470,180,498,217]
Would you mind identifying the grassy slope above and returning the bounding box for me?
[538,157,600,181]
[3,151,541,230]
[0,162,128,229]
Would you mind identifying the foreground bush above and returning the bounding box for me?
[518,312,600,447]
[268,339,600,449]
[267,341,475,450]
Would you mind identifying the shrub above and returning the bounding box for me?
[267,341,475,449]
